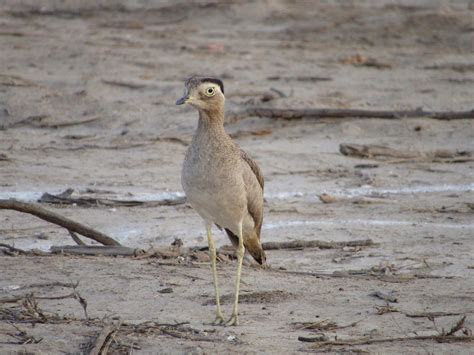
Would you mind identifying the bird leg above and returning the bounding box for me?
[207,224,224,325]
[226,223,245,326]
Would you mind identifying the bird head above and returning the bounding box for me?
[176,76,225,113]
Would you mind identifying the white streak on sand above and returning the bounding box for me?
[264,219,474,230]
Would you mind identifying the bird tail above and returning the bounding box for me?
[225,228,266,265]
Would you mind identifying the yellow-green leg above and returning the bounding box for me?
[226,223,245,326]
[207,224,224,325]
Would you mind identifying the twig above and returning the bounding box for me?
[0,199,121,246]
[0,288,88,319]
[340,143,419,159]
[445,316,467,336]
[298,334,329,342]
[271,268,449,283]
[0,243,29,255]
[267,75,332,82]
[0,292,76,303]
[159,327,215,342]
[313,335,474,348]
[9,115,101,129]
[0,74,38,87]
[376,304,399,315]
[119,321,216,342]
[73,290,89,319]
[22,293,47,322]
[50,245,141,256]
[405,311,470,318]
[120,320,190,329]
[262,239,374,250]
[293,319,338,331]
[231,107,474,121]
[424,63,474,73]
[339,143,471,160]
[29,143,152,151]
[102,79,148,89]
[39,189,186,207]
[69,231,86,245]
[40,116,101,128]
[311,335,474,348]
[370,290,398,303]
[6,322,42,345]
[18,281,79,290]
[90,324,120,355]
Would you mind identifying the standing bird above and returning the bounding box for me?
[176,76,266,326]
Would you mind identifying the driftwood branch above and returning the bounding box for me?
[18,281,79,290]
[339,143,472,162]
[310,335,474,348]
[231,107,474,121]
[262,239,374,250]
[24,239,374,258]
[405,311,470,318]
[307,315,472,348]
[50,245,140,256]
[0,199,120,246]
[39,188,186,207]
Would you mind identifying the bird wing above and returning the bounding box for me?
[240,148,264,236]
[240,149,264,191]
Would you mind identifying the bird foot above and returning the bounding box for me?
[225,314,239,326]
[212,314,225,325]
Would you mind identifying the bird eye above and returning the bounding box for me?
[205,87,215,97]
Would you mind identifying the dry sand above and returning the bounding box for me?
[0,0,473,353]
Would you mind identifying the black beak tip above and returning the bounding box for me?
[176,97,186,105]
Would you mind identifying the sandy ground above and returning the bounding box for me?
[0,0,473,353]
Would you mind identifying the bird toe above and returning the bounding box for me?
[225,314,239,326]
[212,314,225,326]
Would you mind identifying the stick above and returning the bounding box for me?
[6,323,42,345]
[262,239,374,250]
[89,324,120,355]
[101,79,148,89]
[339,143,471,160]
[50,245,140,256]
[39,190,186,207]
[0,243,29,255]
[18,281,79,290]
[445,316,467,336]
[340,143,419,159]
[231,107,474,121]
[69,231,86,245]
[0,199,120,246]
[39,116,101,128]
[1,292,79,303]
[310,335,474,348]
[405,311,471,318]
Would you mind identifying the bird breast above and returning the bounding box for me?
[182,139,248,228]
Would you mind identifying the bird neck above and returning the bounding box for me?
[197,108,225,134]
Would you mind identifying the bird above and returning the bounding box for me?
[176,76,266,326]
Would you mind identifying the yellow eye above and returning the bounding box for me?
[205,87,215,97]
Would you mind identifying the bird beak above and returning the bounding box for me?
[176,95,189,105]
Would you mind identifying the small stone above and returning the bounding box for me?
[318,193,337,204]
